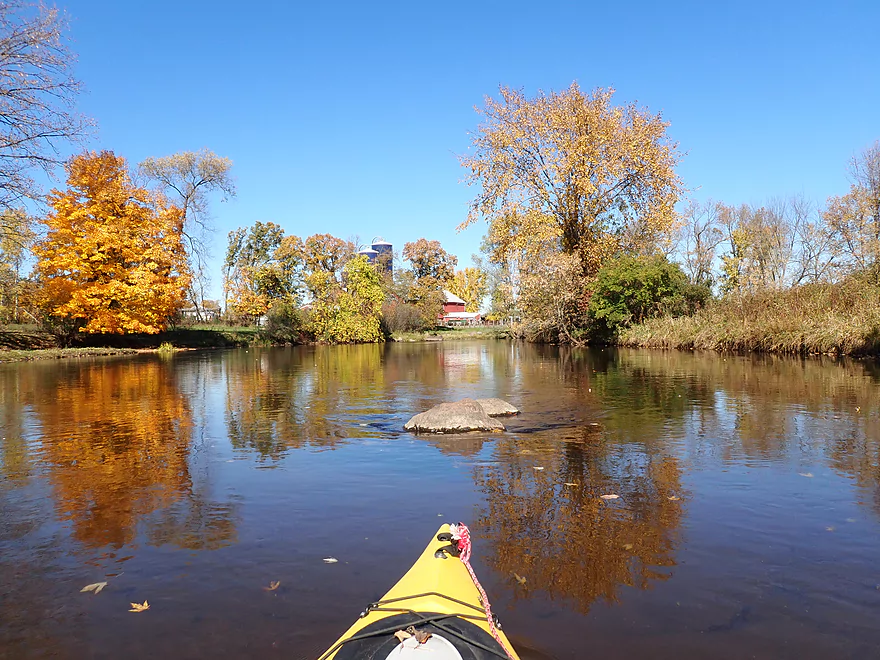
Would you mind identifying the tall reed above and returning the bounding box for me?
[619,278,880,355]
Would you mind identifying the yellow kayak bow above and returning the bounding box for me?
[319,523,520,659]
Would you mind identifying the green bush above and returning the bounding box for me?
[307,256,385,343]
[589,255,710,338]
[261,302,309,344]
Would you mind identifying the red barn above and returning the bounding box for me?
[442,290,466,314]
[440,290,481,325]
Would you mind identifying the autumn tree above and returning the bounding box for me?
[139,149,235,320]
[824,141,880,275]
[461,83,682,277]
[303,233,355,275]
[33,151,190,338]
[308,255,384,343]
[402,238,457,283]
[676,200,724,287]
[0,209,34,323]
[448,267,487,312]
[0,1,91,217]
[223,222,303,322]
[402,238,457,325]
[789,196,834,285]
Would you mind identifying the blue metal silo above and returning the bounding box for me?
[357,245,379,263]
[371,236,393,273]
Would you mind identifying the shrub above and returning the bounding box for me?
[261,302,309,344]
[589,255,710,338]
[381,300,427,334]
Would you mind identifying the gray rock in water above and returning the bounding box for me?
[404,399,505,434]
[475,398,520,417]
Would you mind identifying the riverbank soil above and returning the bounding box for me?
[0,325,258,362]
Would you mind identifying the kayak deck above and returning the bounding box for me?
[319,524,519,659]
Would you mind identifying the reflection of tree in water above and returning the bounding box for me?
[424,434,491,457]
[475,426,684,614]
[584,350,880,516]
[31,359,238,550]
[0,365,32,491]
[225,345,388,459]
[144,493,240,550]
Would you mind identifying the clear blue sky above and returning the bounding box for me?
[63,0,879,300]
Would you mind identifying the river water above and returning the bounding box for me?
[1,343,879,659]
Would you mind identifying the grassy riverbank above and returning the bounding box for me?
[0,346,144,363]
[391,326,511,342]
[0,324,260,362]
[619,278,880,356]
[0,324,513,362]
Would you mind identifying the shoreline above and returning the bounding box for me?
[0,325,514,363]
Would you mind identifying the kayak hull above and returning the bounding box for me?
[320,524,519,659]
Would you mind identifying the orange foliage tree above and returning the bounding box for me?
[33,151,190,335]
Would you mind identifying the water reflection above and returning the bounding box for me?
[1,344,880,659]
[475,426,684,614]
[1,358,239,551]
[598,351,880,513]
[223,346,389,458]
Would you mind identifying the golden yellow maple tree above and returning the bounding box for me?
[34,151,190,334]
[460,83,682,276]
[448,267,487,312]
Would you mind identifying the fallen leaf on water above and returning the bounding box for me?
[513,572,527,585]
[323,557,338,564]
[826,526,835,532]
[263,581,280,591]
[394,630,412,643]
[667,496,680,501]
[129,601,149,613]
[532,466,544,471]
[563,482,579,487]
[600,494,620,500]
[622,543,634,550]
[80,582,107,594]
[799,472,814,478]
[846,518,857,523]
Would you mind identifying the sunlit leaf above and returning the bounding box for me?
[129,600,149,613]
[323,557,338,564]
[80,581,107,594]
[263,581,280,591]
[600,494,620,500]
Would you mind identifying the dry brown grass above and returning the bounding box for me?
[619,278,880,355]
